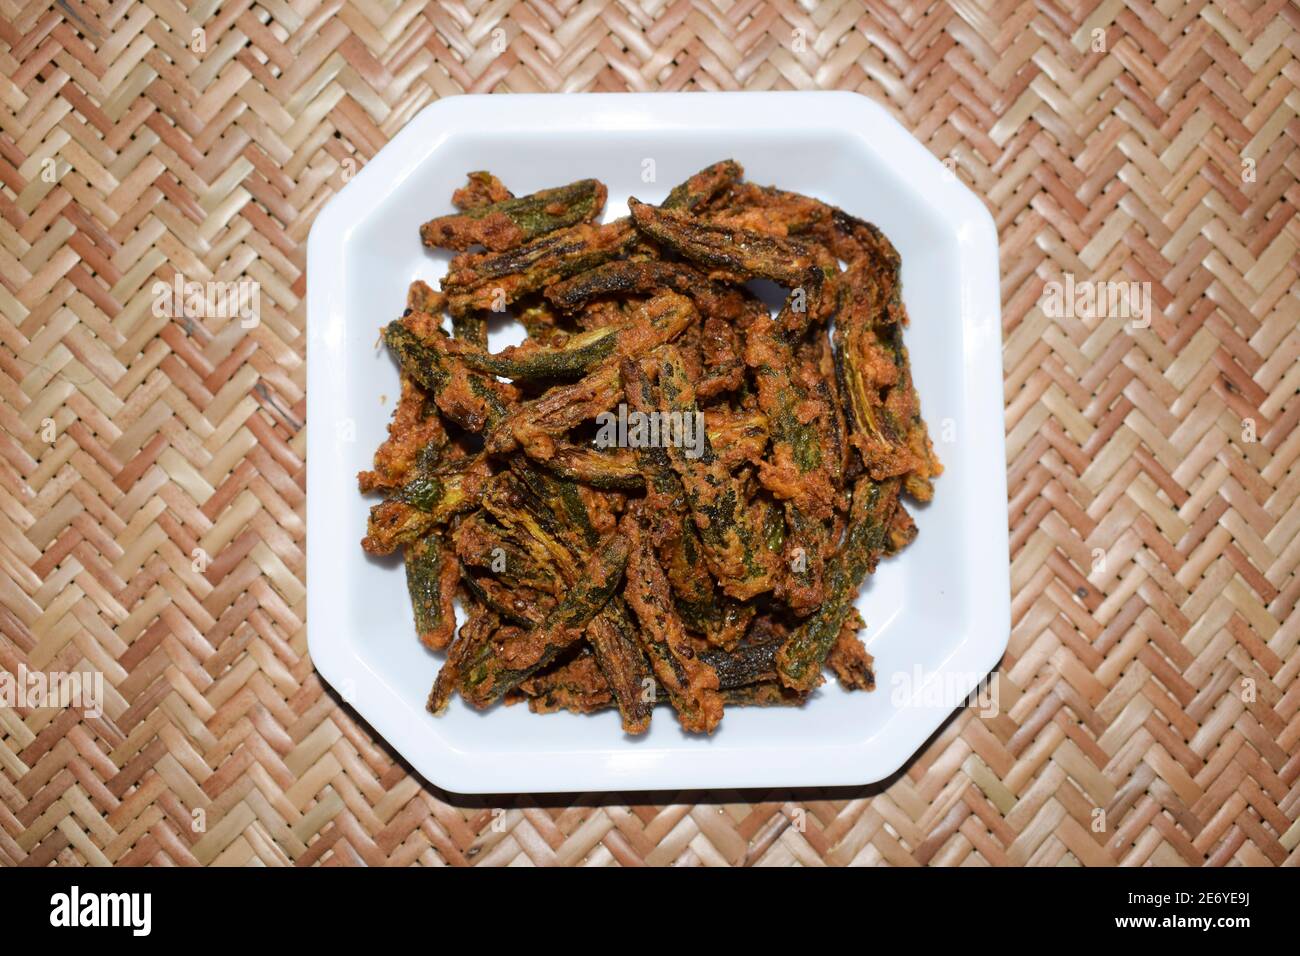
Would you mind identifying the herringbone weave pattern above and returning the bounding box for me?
[1,0,1296,867]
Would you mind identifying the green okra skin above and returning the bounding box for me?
[405,533,458,650]
[507,457,603,553]
[421,179,608,252]
[453,288,694,384]
[775,477,901,692]
[584,600,654,734]
[455,326,619,381]
[459,533,630,706]
[481,472,582,584]
[453,511,560,596]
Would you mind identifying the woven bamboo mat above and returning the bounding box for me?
[1,0,1297,868]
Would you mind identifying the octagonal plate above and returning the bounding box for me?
[307,92,1008,794]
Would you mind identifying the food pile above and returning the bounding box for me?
[358,161,940,734]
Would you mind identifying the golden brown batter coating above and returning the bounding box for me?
[360,161,939,734]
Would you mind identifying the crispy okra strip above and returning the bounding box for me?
[489,357,625,456]
[405,533,459,650]
[676,598,755,650]
[459,571,552,628]
[422,179,607,252]
[452,326,620,381]
[621,509,724,734]
[657,347,776,601]
[440,290,695,383]
[480,471,583,584]
[826,607,874,690]
[451,312,488,349]
[361,455,489,555]
[698,638,782,688]
[428,604,500,714]
[454,511,561,597]
[382,318,512,435]
[700,181,835,236]
[832,259,940,500]
[357,374,448,493]
[459,532,630,706]
[538,443,645,490]
[452,171,514,210]
[407,279,445,314]
[519,649,615,716]
[443,220,639,315]
[742,314,838,613]
[546,260,760,331]
[626,198,822,289]
[661,159,744,211]
[507,457,604,554]
[584,601,654,734]
[775,477,900,692]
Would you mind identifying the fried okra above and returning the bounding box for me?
[362,161,939,735]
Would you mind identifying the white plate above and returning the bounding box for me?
[307,91,1008,794]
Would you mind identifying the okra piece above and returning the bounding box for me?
[357,373,448,493]
[657,347,776,600]
[698,638,782,689]
[621,509,724,734]
[361,457,488,555]
[422,179,607,252]
[743,313,838,613]
[449,326,619,381]
[443,220,638,315]
[721,683,808,707]
[452,171,514,211]
[405,533,459,650]
[382,319,511,435]
[546,260,758,330]
[459,532,630,706]
[481,471,583,584]
[451,312,488,349]
[661,159,744,211]
[826,607,874,690]
[626,198,821,289]
[459,570,551,628]
[454,289,696,386]
[538,443,645,490]
[454,511,561,596]
[584,601,654,734]
[519,649,615,716]
[775,476,900,692]
[428,604,500,714]
[676,598,755,650]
